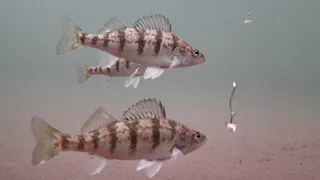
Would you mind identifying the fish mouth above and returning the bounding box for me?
[193,58,206,65]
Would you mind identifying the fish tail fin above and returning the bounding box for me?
[31,116,65,166]
[56,16,86,55]
[76,65,91,84]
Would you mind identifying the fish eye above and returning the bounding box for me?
[192,50,200,57]
[194,132,202,141]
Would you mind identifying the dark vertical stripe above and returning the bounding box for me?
[80,33,87,45]
[128,121,139,154]
[159,101,166,118]
[137,29,146,55]
[171,34,179,52]
[106,67,111,75]
[77,135,85,150]
[61,134,70,150]
[125,61,130,69]
[108,124,118,155]
[92,131,100,149]
[98,66,103,73]
[154,30,163,56]
[151,118,161,150]
[91,35,98,46]
[168,120,177,141]
[94,67,99,73]
[103,33,110,48]
[118,30,126,52]
[115,60,120,72]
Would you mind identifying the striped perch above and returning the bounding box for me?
[77,51,147,88]
[31,98,207,178]
[56,14,206,80]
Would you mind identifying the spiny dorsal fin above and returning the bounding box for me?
[97,17,127,35]
[133,14,172,32]
[122,98,166,121]
[80,107,118,134]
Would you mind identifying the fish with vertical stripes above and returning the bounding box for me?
[56,14,206,79]
[30,98,207,178]
[77,51,147,88]
[78,49,204,88]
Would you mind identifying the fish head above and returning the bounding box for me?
[179,45,206,67]
[175,128,207,155]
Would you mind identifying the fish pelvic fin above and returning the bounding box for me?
[76,65,91,84]
[56,16,86,55]
[136,160,163,178]
[124,76,140,88]
[31,116,65,166]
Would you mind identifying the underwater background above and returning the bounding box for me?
[0,0,319,179]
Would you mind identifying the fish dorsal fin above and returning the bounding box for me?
[133,14,172,32]
[97,17,127,35]
[80,107,118,134]
[97,51,120,68]
[122,98,166,121]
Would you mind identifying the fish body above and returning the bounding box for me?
[31,98,207,178]
[88,58,146,78]
[56,14,206,78]
[77,57,146,84]
[79,49,201,88]
[77,52,146,88]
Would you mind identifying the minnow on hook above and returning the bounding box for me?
[227,81,237,132]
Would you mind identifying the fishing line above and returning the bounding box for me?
[227,81,237,132]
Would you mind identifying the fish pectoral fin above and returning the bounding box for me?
[168,47,183,68]
[97,51,119,68]
[168,147,184,163]
[130,67,141,77]
[169,46,185,69]
[87,155,108,175]
[143,67,165,80]
[136,160,163,178]
[169,57,180,68]
[97,17,127,35]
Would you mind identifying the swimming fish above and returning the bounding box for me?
[77,51,148,88]
[78,48,203,88]
[56,14,206,79]
[31,98,207,178]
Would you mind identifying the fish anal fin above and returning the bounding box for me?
[87,155,108,175]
